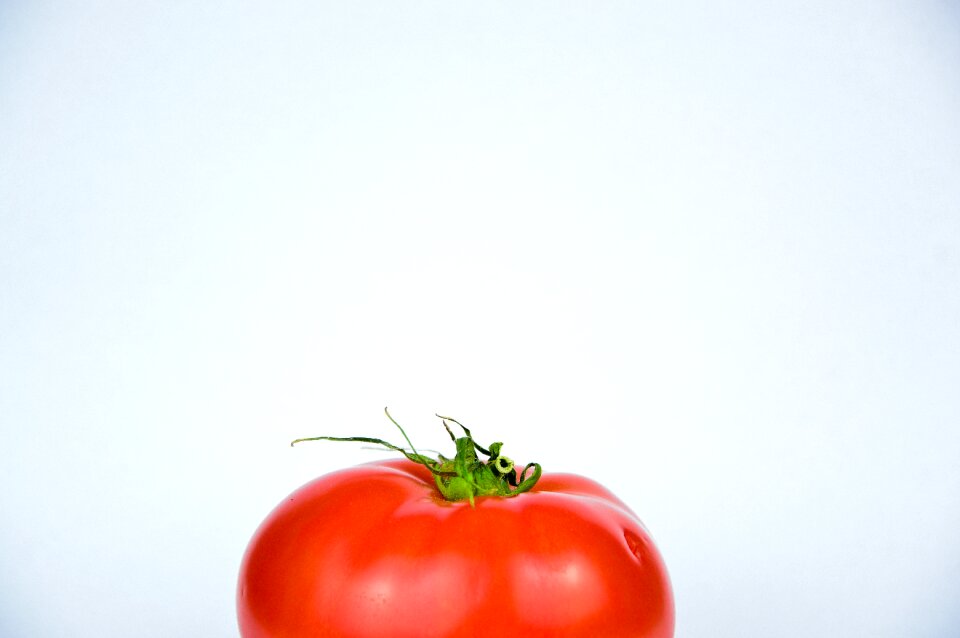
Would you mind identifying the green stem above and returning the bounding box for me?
[291,408,542,503]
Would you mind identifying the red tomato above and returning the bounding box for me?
[237,454,674,637]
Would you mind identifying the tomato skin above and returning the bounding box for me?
[238,459,674,637]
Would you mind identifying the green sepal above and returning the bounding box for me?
[292,408,542,505]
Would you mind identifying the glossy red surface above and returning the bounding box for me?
[238,459,674,637]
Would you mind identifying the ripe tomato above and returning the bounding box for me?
[237,413,674,637]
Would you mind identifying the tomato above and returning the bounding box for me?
[237,413,674,637]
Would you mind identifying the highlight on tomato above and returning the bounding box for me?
[237,409,674,637]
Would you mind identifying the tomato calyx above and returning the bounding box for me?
[291,408,542,505]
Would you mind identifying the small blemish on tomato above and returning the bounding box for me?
[623,529,644,563]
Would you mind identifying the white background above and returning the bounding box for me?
[2,2,958,636]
